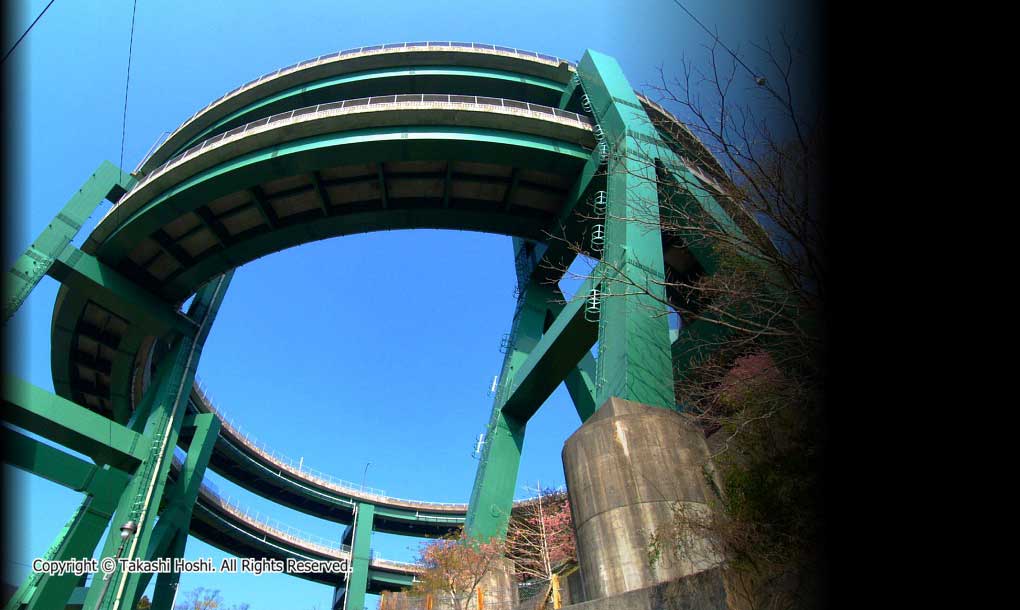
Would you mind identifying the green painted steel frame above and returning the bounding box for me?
[137,413,221,610]
[1,427,130,610]
[85,273,231,610]
[577,50,678,409]
[344,502,376,610]
[93,127,590,270]
[55,125,591,423]
[3,161,135,323]
[2,45,761,609]
[2,375,149,470]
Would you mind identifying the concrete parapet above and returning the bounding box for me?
[562,397,723,602]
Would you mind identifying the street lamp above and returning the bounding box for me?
[119,521,137,540]
[92,520,138,610]
[361,462,371,491]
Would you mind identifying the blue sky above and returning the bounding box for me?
[4,1,813,608]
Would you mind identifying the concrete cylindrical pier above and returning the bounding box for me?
[562,397,723,602]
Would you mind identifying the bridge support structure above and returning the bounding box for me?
[465,48,742,604]
[4,43,758,610]
[334,502,375,610]
[3,166,232,610]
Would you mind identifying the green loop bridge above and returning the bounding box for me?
[4,41,743,610]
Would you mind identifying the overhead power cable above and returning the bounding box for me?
[119,0,139,182]
[1,0,57,65]
[670,0,769,86]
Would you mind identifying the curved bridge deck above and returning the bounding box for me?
[169,458,419,590]
[186,385,466,536]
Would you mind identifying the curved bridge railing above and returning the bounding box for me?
[137,42,577,171]
[111,95,592,226]
[177,454,421,573]
[193,378,469,513]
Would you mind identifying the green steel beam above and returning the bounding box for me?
[345,502,376,610]
[145,414,220,557]
[564,356,597,422]
[150,532,188,610]
[527,147,604,286]
[194,206,233,247]
[578,49,676,410]
[649,148,755,278]
[466,281,555,540]
[1,426,130,497]
[500,273,599,421]
[85,272,231,610]
[4,161,135,324]
[47,246,196,336]
[542,283,598,423]
[136,414,220,606]
[367,570,415,588]
[502,168,520,211]
[1,376,149,471]
[2,427,129,610]
[510,238,596,422]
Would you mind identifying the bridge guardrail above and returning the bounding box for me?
[110,95,593,227]
[136,42,577,173]
[177,454,422,571]
[192,378,470,513]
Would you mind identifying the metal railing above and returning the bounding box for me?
[154,42,575,161]
[191,467,420,572]
[192,377,470,512]
[172,451,350,556]
[107,94,592,225]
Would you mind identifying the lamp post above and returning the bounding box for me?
[361,462,371,491]
[91,520,137,610]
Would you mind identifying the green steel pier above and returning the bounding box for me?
[4,42,744,610]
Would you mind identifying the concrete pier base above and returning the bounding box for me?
[562,397,725,604]
[478,556,519,609]
[379,557,517,610]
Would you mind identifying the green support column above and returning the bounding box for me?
[134,413,221,609]
[345,502,375,610]
[150,532,187,610]
[1,428,129,610]
[4,161,135,323]
[499,277,598,422]
[513,238,598,422]
[465,278,555,541]
[577,50,676,410]
[544,286,598,423]
[84,272,231,610]
[563,352,597,422]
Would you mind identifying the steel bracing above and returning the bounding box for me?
[3,43,743,610]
